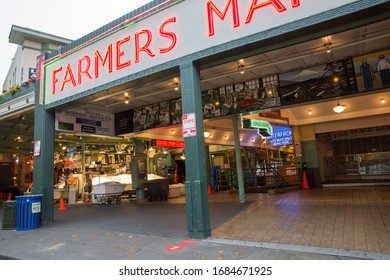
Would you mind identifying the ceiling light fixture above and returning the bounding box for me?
[308,109,313,115]
[380,98,385,104]
[333,102,346,113]
[324,42,332,53]
[238,64,245,74]
[204,131,211,138]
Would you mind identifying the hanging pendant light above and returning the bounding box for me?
[333,102,346,113]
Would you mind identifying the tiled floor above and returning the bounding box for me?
[211,187,390,254]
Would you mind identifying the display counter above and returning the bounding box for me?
[91,182,126,204]
[54,189,69,202]
[277,165,300,185]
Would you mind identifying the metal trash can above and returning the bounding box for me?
[16,195,42,231]
[145,179,169,201]
[1,200,17,230]
[68,185,76,204]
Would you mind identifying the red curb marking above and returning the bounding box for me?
[164,240,198,252]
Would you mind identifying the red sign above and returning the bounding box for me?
[154,139,184,148]
[182,113,197,138]
[50,17,177,95]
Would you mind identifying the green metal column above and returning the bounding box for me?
[298,125,322,188]
[180,61,211,239]
[232,115,245,203]
[81,140,86,192]
[205,145,211,189]
[131,138,146,200]
[301,140,322,188]
[33,91,55,223]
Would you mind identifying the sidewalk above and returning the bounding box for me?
[1,187,390,260]
[0,221,382,260]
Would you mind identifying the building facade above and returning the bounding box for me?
[1,0,389,239]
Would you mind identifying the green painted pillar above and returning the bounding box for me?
[180,61,211,239]
[81,140,86,194]
[301,140,322,188]
[131,139,146,200]
[298,125,322,188]
[232,115,245,203]
[33,85,55,223]
[205,145,211,189]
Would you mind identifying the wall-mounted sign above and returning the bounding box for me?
[152,139,184,148]
[330,125,390,140]
[286,167,297,176]
[43,0,361,106]
[115,109,134,135]
[66,144,78,158]
[34,141,41,157]
[55,109,114,136]
[242,119,273,137]
[295,142,302,157]
[268,127,292,146]
[182,113,196,138]
[28,68,36,79]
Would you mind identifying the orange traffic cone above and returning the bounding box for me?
[208,185,213,195]
[7,193,11,200]
[59,196,66,210]
[302,170,310,190]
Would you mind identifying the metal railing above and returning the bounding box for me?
[218,163,301,193]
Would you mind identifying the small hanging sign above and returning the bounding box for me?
[34,140,41,157]
[182,113,197,138]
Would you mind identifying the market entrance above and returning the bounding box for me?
[31,1,390,240]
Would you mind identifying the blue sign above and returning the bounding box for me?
[268,127,292,146]
[76,118,102,127]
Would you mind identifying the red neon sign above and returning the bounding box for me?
[94,44,113,79]
[207,0,240,37]
[135,29,156,63]
[48,0,304,96]
[51,16,177,95]
[159,17,178,53]
[78,56,92,85]
[116,36,131,70]
[60,64,76,92]
[155,139,184,148]
[207,0,302,36]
